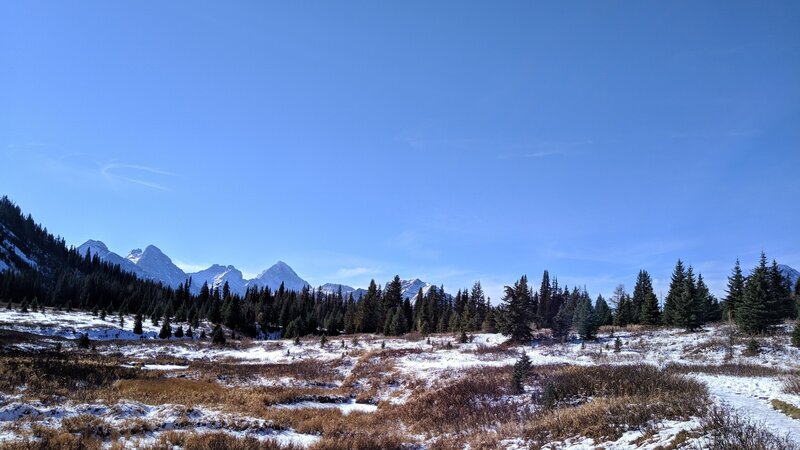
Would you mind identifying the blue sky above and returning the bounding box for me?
[1,1,798,302]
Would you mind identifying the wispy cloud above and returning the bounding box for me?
[100,163,176,191]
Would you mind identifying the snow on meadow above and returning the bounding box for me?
[2,308,800,448]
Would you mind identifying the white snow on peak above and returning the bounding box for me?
[247,261,310,293]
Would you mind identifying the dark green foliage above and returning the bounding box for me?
[723,259,745,321]
[320,334,327,347]
[744,338,760,356]
[634,270,661,325]
[573,296,599,340]
[770,260,795,320]
[737,253,783,334]
[663,260,686,326]
[614,337,622,353]
[594,295,613,326]
[792,322,800,348]
[133,313,143,335]
[158,316,172,339]
[211,324,226,345]
[459,329,468,344]
[697,274,721,323]
[186,326,193,339]
[613,285,635,327]
[499,275,534,343]
[174,325,184,338]
[511,352,532,394]
[675,266,704,332]
[77,333,90,349]
[199,329,206,339]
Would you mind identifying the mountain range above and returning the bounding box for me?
[75,240,436,300]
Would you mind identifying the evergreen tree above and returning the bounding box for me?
[499,275,534,343]
[223,297,240,331]
[663,259,686,326]
[133,313,143,335]
[186,326,194,339]
[675,266,703,332]
[573,296,599,340]
[633,270,659,325]
[770,260,794,320]
[737,253,780,334]
[511,352,532,394]
[638,276,661,326]
[697,274,721,323]
[159,316,172,339]
[174,325,184,338]
[723,259,746,321]
[211,324,226,345]
[481,300,496,332]
[536,271,551,328]
[78,333,91,349]
[612,285,634,327]
[594,295,613,326]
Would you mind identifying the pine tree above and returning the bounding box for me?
[663,260,686,326]
[159,316,172,339]
[723,259,745,321]
[174,325,184,338]
[573,296,599,340]
[211,324,226,345]
[633,270,660,325]
[186,326,194,339]
[499,275,534,343]
[639,281,661,326]
[697,274,721,323]
[792,322,800,348]
[133,313,143,335]
[481,300,496,332]
[511,352,532,394]
[770,260,794,320]
[78,333,91,349]
[594,295,612,326]
[675,266,703,332]
[536,271,551,328]
[737,253,779,334]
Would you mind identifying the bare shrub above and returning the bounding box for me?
[700,405,798,450]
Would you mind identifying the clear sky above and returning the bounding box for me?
[1,1,798,302]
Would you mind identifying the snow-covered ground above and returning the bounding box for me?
[2,308,800,448]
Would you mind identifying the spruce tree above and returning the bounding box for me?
[573,296,598,340]
[675,266,703,332]
[663,260,686,326]
[78,333,91,349]
[133,313,143,335]
[211,324,226,345]
[594,295,612,326]
[770,260,794,320]
[536,271,551,328]
[737,253,779,334]
[174,325,184,338]
[792,322,800,348]
[723,259,745,321]
[481,301,496,333]
[639,286,661,326]
[159,316,172,339]
[511,352,532,394]
[633,270,660,325]
[696,274,721,323]
[499,275,534,343]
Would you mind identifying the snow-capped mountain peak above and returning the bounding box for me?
[248,261,310,292]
